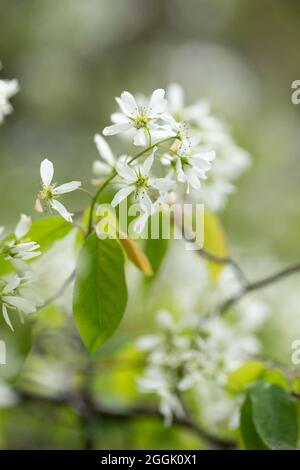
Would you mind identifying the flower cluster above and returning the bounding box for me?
[0,155,82,329]
[0,215,43,330]
[0,63,19,124]
[0,275,42,331]
[93,88,220,231]
[166,84,251,211]
[136,260,268,429]
[93,86,250,234]
[0,214,40,263]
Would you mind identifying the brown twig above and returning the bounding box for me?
[17,388,235,450]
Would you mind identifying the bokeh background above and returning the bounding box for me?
[1,0,300,449]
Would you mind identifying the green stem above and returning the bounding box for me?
[87,173,116,235]
[87,136,177,235]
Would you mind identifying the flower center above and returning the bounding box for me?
[134,115,149,129]
[39,186,54,200]
[135,175,149,190]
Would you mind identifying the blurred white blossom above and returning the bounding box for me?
[0,63,19,124]
[0,275,42,330]
[137,260,268,428]
[0,214,41,263]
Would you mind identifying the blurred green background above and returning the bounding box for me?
[1,0,300,449]
[1,0,300,256]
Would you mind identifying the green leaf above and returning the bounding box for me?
[73,234,128,352]
[203,211,228,281]
[0,216,73,277]
[144,212,169,280]
[27,216,73,253]
[227,361,265,392]
[243,382,298,450]
[0,254,13,276]
[263,368,290,390]
[240,394,268,450]
[0,315,32,382]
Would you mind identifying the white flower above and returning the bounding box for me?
[111,149,175,212]
[0,275,40,330]
[0,63,19,124]
[167,83,210,123]
[36,159,81,223]
[132,190,171,234]
[0,215,41,262]
[160,118,215,193]
[93,134,116,176]
[103,89,173,146]
[137,368,185,426]
[166,83,251,210]
[173,137,215,193]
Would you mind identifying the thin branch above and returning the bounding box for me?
[173,208,249,286]
[17,389,235,450]
[291,391,300,400]
[42,269,76,308]
[217,261,300,314]
[87,136,176,234]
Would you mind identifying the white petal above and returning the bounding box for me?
[103,122,132,136]
[52,181,81,195]
[192,166,207,179]
[147,89,167,116]
[118,91,139,117]
[50,199,73,222]
[132,212,150,234]
[192,150,215,162]
[3,296,36,314]
[40,159,54,187]
[138,190,153,214]
[185,168,201,189]
[133,128,148,146]
[34,198,44,213]
[111,186,134,207]
[94,134,115,165]
[0,226,5,237]
[18,251,41,260]
[3,79,19,98]
[141,152,154,177]
[191,158,212,171]
[2,304,14,331]
[116,162,136,182]
[14,241,39,252]
[175,158,186,183]
[167,83,184,111]
[4,275,21,293]
[150,178,175,191]
[14,214,31,240]
[93,160,111,176]
[111,112,129,124]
